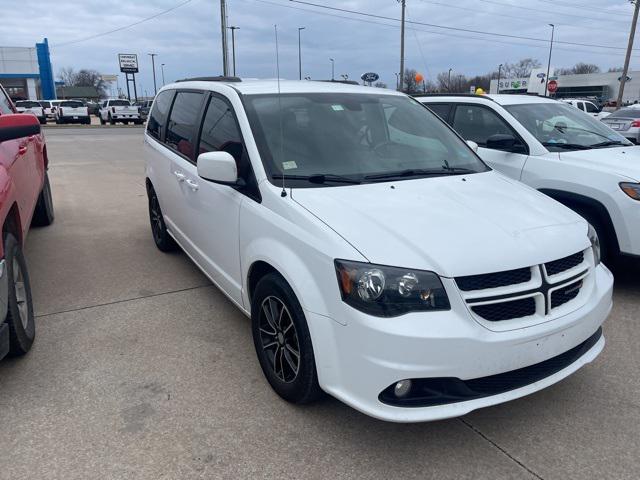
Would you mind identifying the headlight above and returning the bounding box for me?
[620,182,640,200]
[334,260,450,317]
[588,224,601,266]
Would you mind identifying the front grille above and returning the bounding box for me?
[545,252,584,276]
[472,297,536,322]
[456,267,531,292]
[551,280,583,309]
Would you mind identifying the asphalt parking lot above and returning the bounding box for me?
[0,127,639,479]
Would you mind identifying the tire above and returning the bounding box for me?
[55,117,61,125]
[109,115,115,125]
[39,117,46,125]
[100,115,106,125]
[3,233,35,356]
[83,117,91,125]
[147,185,177,252]
[573,206,613,264]
[32,172,55,227]
[134,119,143,125]
[123,120,129,125]
[251,273,323,404]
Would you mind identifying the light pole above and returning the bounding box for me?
[395,73,399,90]
[497,64,502,93]
[298,27,305,80]
[617,0,640,107]
[161,63,166,86]
[228,26,239,76]
[148,53,158,96]
[448,68,452,92]
[544,24,555,97]
[220,0,229,76]
[398,0,406,91]
[330,58,335,81]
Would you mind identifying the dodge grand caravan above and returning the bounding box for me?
[144,78,612,422]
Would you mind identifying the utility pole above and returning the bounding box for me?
[228,26,240,76]
[161,63,166,86]
[544,24,555,96]
[398,0,406,92]
[448,68,452,92]
[330,58,335,81]
[298,27,306,80]
[618,0,640,107]
[220,0,229,76]
[148,53,158,96]
[395,73,399,90]
[497,64,502,93]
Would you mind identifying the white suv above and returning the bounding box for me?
[418,94,640,263]
[144,79,612,422]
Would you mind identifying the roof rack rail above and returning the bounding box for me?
[175,76,242,83]
[412,93,497,102]
[318,79,361,85]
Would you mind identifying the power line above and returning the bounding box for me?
[52,0,194,47]
[534,0,626,16]
[287,0,637,51]
[475,0,624,24]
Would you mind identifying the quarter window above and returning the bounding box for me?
[451,105,514,147]
[147,90,174,141]
[198,96,247,173]
[166,91,204,158]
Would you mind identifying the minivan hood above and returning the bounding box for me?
[558,145,640,181]
[292,171,588,277]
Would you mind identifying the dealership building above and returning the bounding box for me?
[489,68,640,103]
[0,38,55,100]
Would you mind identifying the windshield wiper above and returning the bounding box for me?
[541,142,591,150]
[272,173,361,184]
[588,140,631,148]
[365,167,474,181]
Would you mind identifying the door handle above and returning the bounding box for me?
[173,171,186,182]
[185,179,199,191]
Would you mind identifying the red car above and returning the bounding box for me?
[0,85,54,361]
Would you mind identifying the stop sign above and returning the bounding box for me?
[547,79,558,93]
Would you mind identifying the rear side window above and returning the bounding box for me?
[585,102,599,113]
[165,91,204,158]
[0,87,13,114]
[147,90,174,140]
[425,103,452,121]
[198,96,246,171]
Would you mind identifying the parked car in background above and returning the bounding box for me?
[86,101,100,116]
[418,94,640,264]
[562,98,611,120]
[38,100,56,121]
[601,108,640,143]
[144,79,611,422]
[14,101,46,124]
[135,100,153,121]
[99,99,142,125]
[55,100,90,124]
[0,85,55,361]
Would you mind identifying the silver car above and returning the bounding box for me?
[601,107,640,144]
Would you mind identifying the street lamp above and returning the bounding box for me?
[161,63,166,86]
[148,53,158,96]
[329,58,335,81]
[228,26,240,76]
[298,27,305,80]
[448,68,452,92]
[497,64,503,93]
[395,72,400,90]
[545,24,555,96]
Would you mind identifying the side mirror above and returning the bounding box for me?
[0,113,41,143]
[197,151,238,184]
[466,140,479,153]
[486,133,526,154]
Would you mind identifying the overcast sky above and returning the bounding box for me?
[1,0,638,95]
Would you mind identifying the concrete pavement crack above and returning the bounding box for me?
[459,418,545,480]
[35,284,213,318]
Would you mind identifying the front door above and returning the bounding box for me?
[450,103,529,180]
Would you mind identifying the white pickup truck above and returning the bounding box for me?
[14,101,46,124]
[99,99,142,125]
[55,100,90,124]
[562,99,611,120]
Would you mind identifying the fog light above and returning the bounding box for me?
[394,379,412,398]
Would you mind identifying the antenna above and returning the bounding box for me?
[275,25,287,198]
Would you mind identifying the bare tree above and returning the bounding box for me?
[502,58,541,78]
[557,63,601,75]
[58,67,76,86]
[608,66,624,72]
[57,67,107,97]
[402,68,419,93]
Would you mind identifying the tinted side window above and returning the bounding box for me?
[451,105,513,147]
[198,96,246,169]
[147,90,174,141]
[425,103,451,121]
[0,87,13,114]
[585,102,599,113]
[165,91,203,158]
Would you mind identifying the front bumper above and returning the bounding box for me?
[309,264,613,422]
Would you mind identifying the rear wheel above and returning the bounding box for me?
[147,185,177,252]
[32,173,55,227]
[251,273,323,404]
[109,114,115,125]
[99,115,106,125]
[3,233,35,356]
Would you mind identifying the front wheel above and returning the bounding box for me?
[109,115,115,125]
[3,233,35,356]
[99,115,106,125]
[251,273,323,404]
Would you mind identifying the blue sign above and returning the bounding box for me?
[361,72,379,83]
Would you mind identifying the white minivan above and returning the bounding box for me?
[144,79,612,422]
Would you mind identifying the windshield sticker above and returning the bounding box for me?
[282,161,298,170]
[331,104,345,111]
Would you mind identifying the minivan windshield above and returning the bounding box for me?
[244,93,488,187]
[504,102,631,152]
